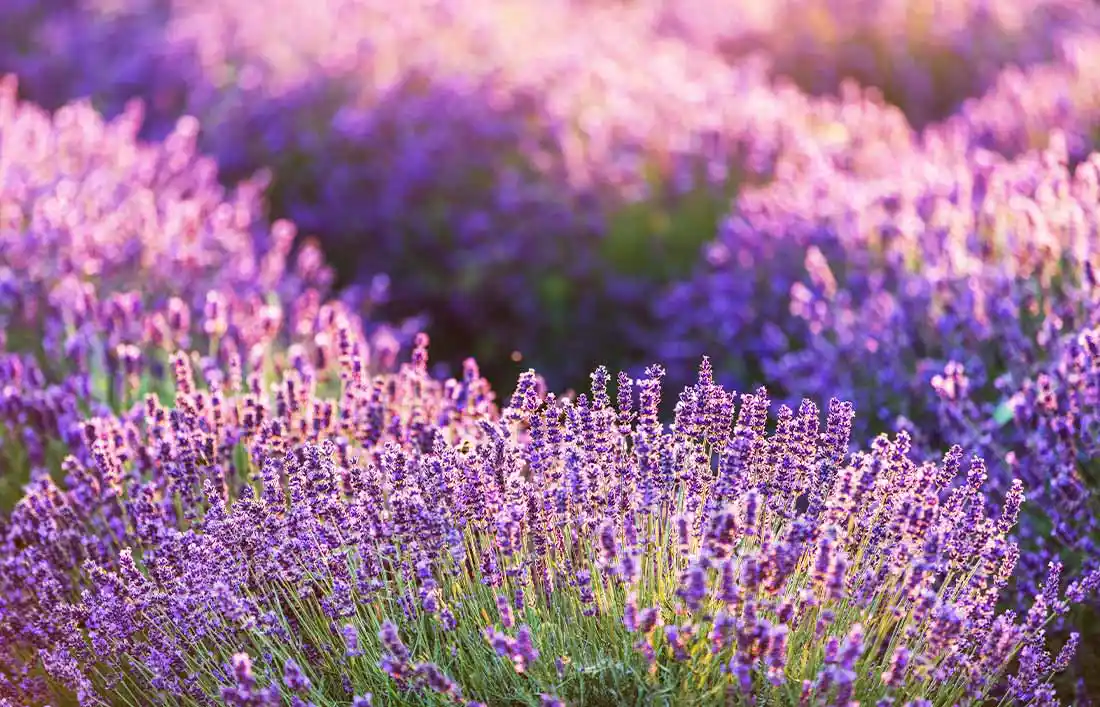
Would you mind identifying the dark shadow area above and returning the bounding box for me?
[229,68,736,393]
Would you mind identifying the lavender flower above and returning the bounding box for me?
[0,311,1091,706]
[282,659,311,694]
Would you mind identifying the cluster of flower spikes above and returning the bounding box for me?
[0,78,419,508]
[932,314,1100,604]
[0,71,339,385]
[0,329,494,704]
[2,344,1095,706]
[0,275,410,502]
[660,106,1100,591]
[0,331,499,704]
[644,0,1100,128]
[772,133,1100,594]
[764,133,1096,430]
[654,93,948,394]
[0,0,922,387]
[0,74,330,316]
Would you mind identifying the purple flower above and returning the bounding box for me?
[343,624,362,659]
[496,594,514,629]
[414,662,461,698]
[623,593,639,633]
[637,606,661,635]
[882,646,910,687]
[664,624,693,661]
[484,625,540,674]
[765,624,788,685]
[379,621,410,663]
[282,658,311,694]
[677,563,707,612]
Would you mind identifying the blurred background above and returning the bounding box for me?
[4,0,1097,398]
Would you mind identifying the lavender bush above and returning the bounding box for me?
[1,329,1095,704]
[0,283,408,508]
[0,73,334,338]
[652,17,1100,696]
[661,128,1100,582]
[648,0,1100,128]
[0,79,415,508]
[9,1,1100,392]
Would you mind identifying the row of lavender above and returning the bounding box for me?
[6,0,1100,387]
[0,221,1095,707]
[5,319,1094,706]
[0,79,1095,707]
[657,24,1100,690]
[661,30,1100,604]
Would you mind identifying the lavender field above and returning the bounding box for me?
[3,0,1100,705]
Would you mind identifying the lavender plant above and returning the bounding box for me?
[0,73,335,344]
[0,283,409,502]
[0,81,418,508]
[640,21,1100,693]
[950,30,1100,162]
[1,341,1094,705]
[663,127,1100,568]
